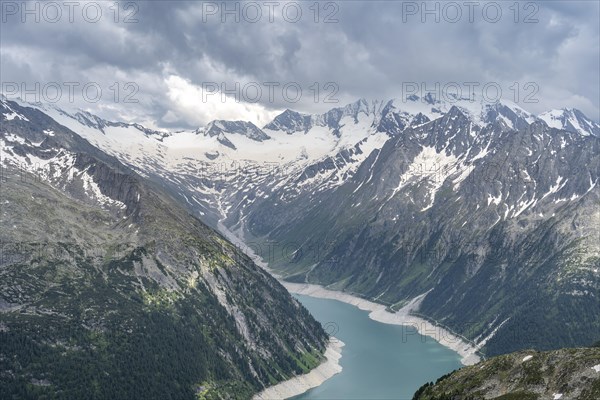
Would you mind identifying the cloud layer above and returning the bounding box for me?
[1,0,598,129]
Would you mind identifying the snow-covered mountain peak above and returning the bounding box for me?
[538,108,600,137]
[200,120,271,142]
[341,98,372,117]
[10,100,172,141]
[387,93,540,132]
[263,99,381,136]
[263,109,312,134]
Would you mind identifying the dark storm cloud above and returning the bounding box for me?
[1,0,598,129]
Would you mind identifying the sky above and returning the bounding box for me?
[1,0,599,130]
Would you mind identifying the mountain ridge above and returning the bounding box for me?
[4,94,598,145]
[3,94,599,359]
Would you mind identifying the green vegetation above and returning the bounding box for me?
[0,243,309,399]
[0,258,250,399]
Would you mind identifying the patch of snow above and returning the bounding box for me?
[3,111,29,122]
[475,317,510,348]
[513,197,538,218]
[540,176,568,200]
[391,146,462,211]
[538,109,564,129]
[487,193,502,206]
[4,133,26,145]
[79,168,127,210]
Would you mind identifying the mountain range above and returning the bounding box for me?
[2,93,599,361]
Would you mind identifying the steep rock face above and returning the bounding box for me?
[413,347,600,400]
[201,120,270,142]
[297,141,366,184]
[264,109,313,134]
[0,99,328,399]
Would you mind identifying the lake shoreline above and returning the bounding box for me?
[252,337,344,400]
[218,222,347,400]
[280,281,481,366]
[217,221,480,400]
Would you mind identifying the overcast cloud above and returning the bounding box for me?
[1,0,598,130]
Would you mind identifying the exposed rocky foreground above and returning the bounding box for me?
[413,347,600,400]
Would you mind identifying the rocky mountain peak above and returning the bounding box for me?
[539,108,600,137]
[202,120,270,142]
